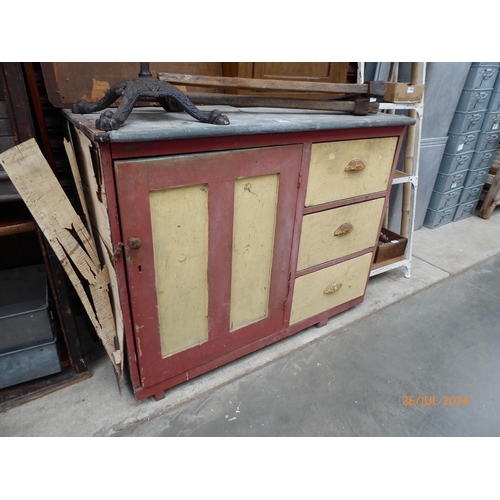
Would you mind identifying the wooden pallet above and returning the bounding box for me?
[478,168,500,219]
[478,149,500,220]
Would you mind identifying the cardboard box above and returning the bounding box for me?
[384,82,425,103]
[374,228,408,263]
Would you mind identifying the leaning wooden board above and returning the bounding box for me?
[0,139,124,386]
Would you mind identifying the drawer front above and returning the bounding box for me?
[305,137,398,206]
[296,198,384,271]
[290,252,372,325]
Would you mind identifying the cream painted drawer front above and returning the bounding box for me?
[290,252,373,325]
[305,137,398,206]
[296,197,385,271]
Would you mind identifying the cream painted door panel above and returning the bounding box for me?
[305,137,398,206]
[296,198,385,271]
[290,252,373,325]
[150,184,210,357]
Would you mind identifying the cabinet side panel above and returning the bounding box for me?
[230,174,279,331]
[150,185,209,357]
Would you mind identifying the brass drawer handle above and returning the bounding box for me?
[345,159,366,172]
[334,222,354,236]
[324,281,342,294]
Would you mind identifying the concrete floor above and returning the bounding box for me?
[1,209,500,437]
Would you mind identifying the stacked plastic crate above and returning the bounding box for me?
[0,265,61,389]
[425,63,500,228]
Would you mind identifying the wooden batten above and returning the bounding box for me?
[159,73,373,95]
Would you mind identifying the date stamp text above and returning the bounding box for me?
[402,396,469,407]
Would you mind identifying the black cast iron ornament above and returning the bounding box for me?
[72,62,230,131]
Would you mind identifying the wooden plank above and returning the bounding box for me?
[0,139,123,383]
[0,219,36,236]
[371,254,406,271]
[67,129,125,374]
[70,129,111,250]
[37,229,88,375]
[63,137,92,233]
[159,73,372,95]
[187,92,379,114]
[0,368,91,413]
[23,63,57,173]
[230,174,279,331]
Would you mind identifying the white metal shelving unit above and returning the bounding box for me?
[359,63,427,278]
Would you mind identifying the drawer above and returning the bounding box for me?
[424,205,458,229]
[290,252,372,326]
[469,150,496,171]
[488,91,500,112]
[464,167,490,188]
[296,198,385,271]
[0,265,54,354]
[433,170,468,193]
[305,137,398,207]
[456,89,492,112]
[463,64,499,90]
[444,132,479,155]
[428,187,462,211]
[439,152,473,174]
[453,200,479,222]
[448,111,485,135]
[459,185,482,204]
[475,131,500,152]
[0,339,61,390]
[482,111,500,132]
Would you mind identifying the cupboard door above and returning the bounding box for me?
[115,145,302,388]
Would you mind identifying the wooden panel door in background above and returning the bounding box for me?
[252,62,349,83]
[221,62,350,99]
[115,145,302,389]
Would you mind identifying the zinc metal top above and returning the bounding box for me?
[63,105,416,143]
